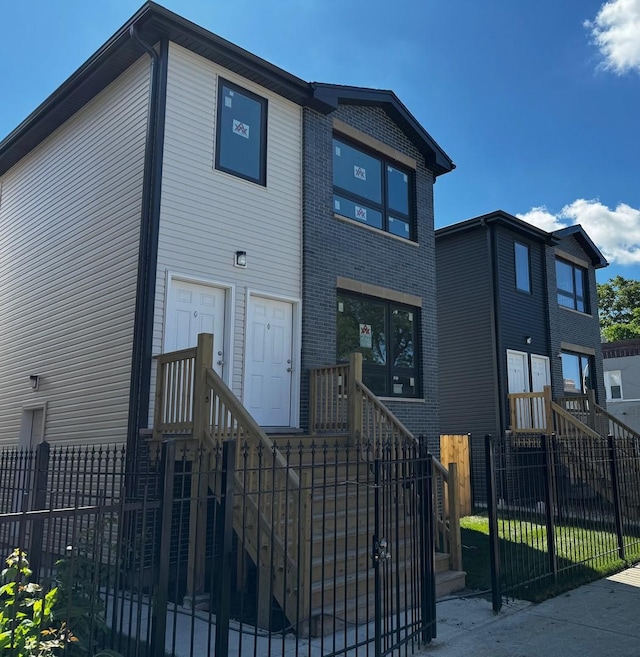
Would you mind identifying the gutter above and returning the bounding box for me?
[125,28,168,462]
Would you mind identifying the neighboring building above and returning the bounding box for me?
[0,2,453,452]
[435,211,608,497]
[602,339,640,433]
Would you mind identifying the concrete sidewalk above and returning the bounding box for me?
[424,564,640,657]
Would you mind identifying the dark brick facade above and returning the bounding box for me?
[301,104,440,450]
[546,235,606,404]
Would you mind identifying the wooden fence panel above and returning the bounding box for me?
[440,434,472,516]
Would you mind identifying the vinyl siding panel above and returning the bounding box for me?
[436,229,498,499]
[151,44,302,420]
[0,57,149,446]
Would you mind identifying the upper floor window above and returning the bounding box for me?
[556,259,587,312]
[215,79,267,185]
[333,138,413,240]
[604,370,623,400]
[561,351,593,394]
[514,242,531,293]
[336,292,420,398]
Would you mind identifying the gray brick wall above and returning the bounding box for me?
[301,105,439,451]
[546,236,606,405]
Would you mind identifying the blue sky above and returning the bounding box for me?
[2,0,639,284]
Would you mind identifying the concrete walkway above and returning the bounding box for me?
[425,564,640,657]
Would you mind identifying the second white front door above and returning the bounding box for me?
[165,279,226,378]
[245,296,294,427]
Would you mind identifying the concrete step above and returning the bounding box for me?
[435,569,466,598]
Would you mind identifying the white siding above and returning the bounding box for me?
[0,57,150,447]
[151,44,302,419]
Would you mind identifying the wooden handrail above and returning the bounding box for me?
[308,363,350,434]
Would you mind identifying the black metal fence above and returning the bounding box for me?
[0,438,436,657]
[485,432,640,610]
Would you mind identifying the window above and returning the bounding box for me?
[514,242,531,293]
[336,293,419,397]
[604,371,623,400]
[215,79,267,185]
[333,138,413,240]
[556,259,587,312]
[561,351,593,394]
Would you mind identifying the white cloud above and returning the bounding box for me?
[518,199,640,265]
[585,0,640,74]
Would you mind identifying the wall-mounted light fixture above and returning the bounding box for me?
[525,336,532,345]
[29,375,40,391]
[234,250,247,268]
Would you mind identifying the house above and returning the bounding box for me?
[602,339,640,433]
[435,211,608,500]
[0,2,454,454]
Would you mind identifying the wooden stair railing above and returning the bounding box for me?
[509,388,640,515]
[309,352,463,572]
[152,334,309,629]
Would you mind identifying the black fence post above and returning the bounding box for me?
[151,440,175,657]
[484,434,501,612]
[214,440,236,657]
[541,435,558,583]
[608,434,626,560]
[28,441,50,578]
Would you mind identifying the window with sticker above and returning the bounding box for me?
[333,138,414,240]
[336,292,420,397]
[215,79,267,185]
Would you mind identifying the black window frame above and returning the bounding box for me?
[215,78,268,186]
[556,258,588,313]
[336,291,421,398]
[332,136,415,241]
[514,241,531,293]
[560,351,594,395]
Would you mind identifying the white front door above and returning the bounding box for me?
[507,350,531,428]
[165,280,226,377]
[530,354,551,393]
[245,296,293,427]
[530,354,551,429]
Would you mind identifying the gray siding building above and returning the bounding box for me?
[436,211,607,500]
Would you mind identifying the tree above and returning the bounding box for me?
[597,275,640,342]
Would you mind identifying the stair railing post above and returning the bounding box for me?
[543,386,553,436]
[153,356,166,443]
[447,462,462,572]
[608,434,626,560]
[586,389,597,431]
[348,352,363,445]
[193,333,214,442]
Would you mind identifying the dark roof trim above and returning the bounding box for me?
[552,225,608,269]
[312,83,455,177]
[435,210,557,243]
[1,2,454,179]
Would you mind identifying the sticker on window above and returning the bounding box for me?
[338,302,344,312]
[409,377,415,387]
[355,206,367,221]
[335,146,341,156]
[403,173,408,183]
[393,383,403,394]
[232,119,250,139]
[408,312,413,322]
[354,165,366,181]
[359,324,372,348]
[225,96,232,108]
[334,199,341,211]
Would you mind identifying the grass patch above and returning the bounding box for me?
[460,514,640,601]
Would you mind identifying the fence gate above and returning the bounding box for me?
[372,448,436,657]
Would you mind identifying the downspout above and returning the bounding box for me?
[126,27,168,463]
[486,222,504,437]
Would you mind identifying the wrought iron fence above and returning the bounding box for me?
[485,432,640,610]
[0,437,436,657]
